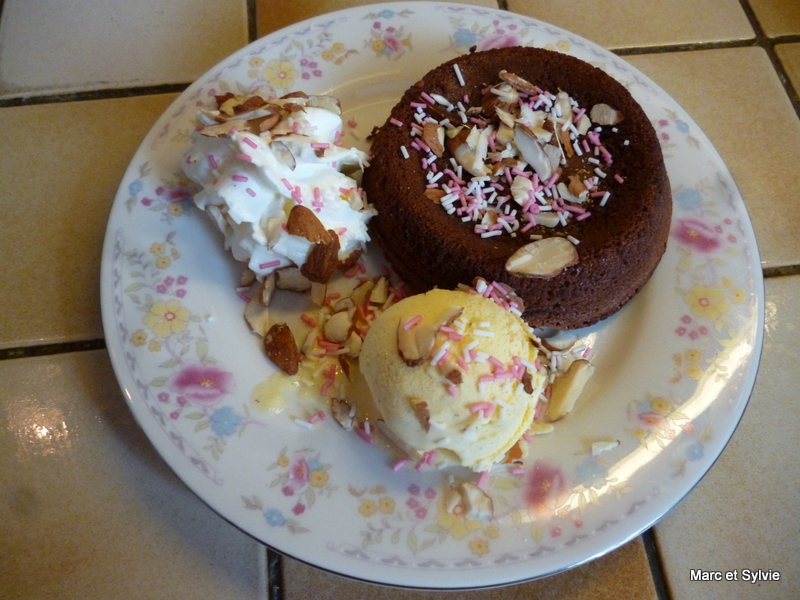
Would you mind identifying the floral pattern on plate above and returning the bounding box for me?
[101,2,763,589]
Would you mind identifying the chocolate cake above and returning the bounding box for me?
[362,47,671,330]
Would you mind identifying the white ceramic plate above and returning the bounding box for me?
[101,2,763,589]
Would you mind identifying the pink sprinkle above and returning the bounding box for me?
[292,121,302,134]
[582,346,593,359]
[232,174,248,182]
[522,432,532,443]
[420,91,436,105]
[207,155,218,169]
[308,413,320,424]
[337,227,347,236]
[235,153,252,162]
[545,172,560,188]
[237,292,250,302]
[243,137,258,149]
[320,379,334,396]
[446,384,459,397]
[246,188,256,197]
[457,356,469,371]
[347,119,358,128]
[510,466,525,476]
[316,410,327,421]
[576,211,592,221]
[403,315,422,330]
[281,178,293,191]
[259,259,281,269]
[392,458,408,471]
[356,426,375,445]
[390,117,403,127]
[310,142,330,149]
[614,173,625,183]
[410,102,427,108]
[572,107,586,123]
[300,313,317,327]
[488,356,504,368]
[423,450,437,465]
[436,349,451,366]
[476,470,489,489]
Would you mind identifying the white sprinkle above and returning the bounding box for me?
[400,145,409,159]
[294,418,314,430]
[364,421,371,436]
[600,191,611,206]
[453,63,465,86]
[431,93,451,106]
[429,418,446,430]
[567,235,580,245]
[473,329,494,337]
[478,321,491,327]
[480,230,503,238]
[594,167,607,178]
[587,157,600,164]
[430,341,451,365]
[624,139,630,145]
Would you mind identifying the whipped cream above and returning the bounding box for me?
[183,94,375,280]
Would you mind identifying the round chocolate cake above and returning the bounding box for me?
[362,47,672,330]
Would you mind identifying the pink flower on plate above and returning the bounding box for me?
[167,362,235,406]
[671,218,721,252]
[478,32,521,51]
[526,460,568,519]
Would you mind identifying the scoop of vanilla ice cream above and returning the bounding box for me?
[182,96,375,280]
[360,288,547,472]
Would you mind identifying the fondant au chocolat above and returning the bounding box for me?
[362,47,671,330]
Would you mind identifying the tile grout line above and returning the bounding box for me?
[643,529,673,600]
[735,0,800,120]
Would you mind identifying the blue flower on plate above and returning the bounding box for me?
[210,406,242,436]
[453,28,477,48]
[378,9,395,18]
[675,119,690,134]
[675,187,703,212]
[128,179,143,196]
[265,509,286,527]
[686,442,704,461]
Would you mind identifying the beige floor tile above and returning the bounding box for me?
[626,47,800,268]
[0,94,178,350]
[256,0,499,37]
[775,42,800,94]
[749,0,800,37]
[506,0,753,49]
[653,274,800,599]
[280,536,656,599]
[0,350,263,599]
[0,0,247,98]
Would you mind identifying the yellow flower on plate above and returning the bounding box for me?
[358,498,377,517]
[469,537,490,556]
[131,329,148,346]
[685,349,701,363]
[371,39,385,53]
[685,285,730,321]
[332,42,345,53]
[150,242,166,256]
[378,496,395,514]
[143,299,191,338]
[277,454,290,467]
[686,364,704,380]
[436,498,482,540]
[249,57,265,68]
[731,288,747,303]
[309,469,329,488]
[156,256,172,269]
[321,49,335,61]
[650,397,672,415]
[168,203,184,217]
[263,59,297,90]
[147,340,162,352]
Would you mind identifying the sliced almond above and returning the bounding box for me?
[546,359,595,421]
[349,280,375,306]
[423,122,445,157]
[397,320,423,366]
[436,305,463,327]
[589,103,623,126]
[301,233,340,283]
[375,420,423,461]
[244,298,271,336]
[323,310,351,344]
[271,140,296,171]
[275,267,312,291]
[286,205,329,243]
[331,397,355,430]
[370,277,389,305]
[199,119,249,137]
[459,482,493,521]
[498,70,538,94]
[530,421,555,435]
[424,188,446,203]
[505,237,579,278]
[541,330,579,351]
[257,273,276,307]
[263,323,300,375]
[239,268,256,287]
[514,125,553,181]
[409,397,431,433]
[343,331,363,357]
[591,439,620,456]
[332,296,355,313]
[307,94,342,115]
[310,282,327,306]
